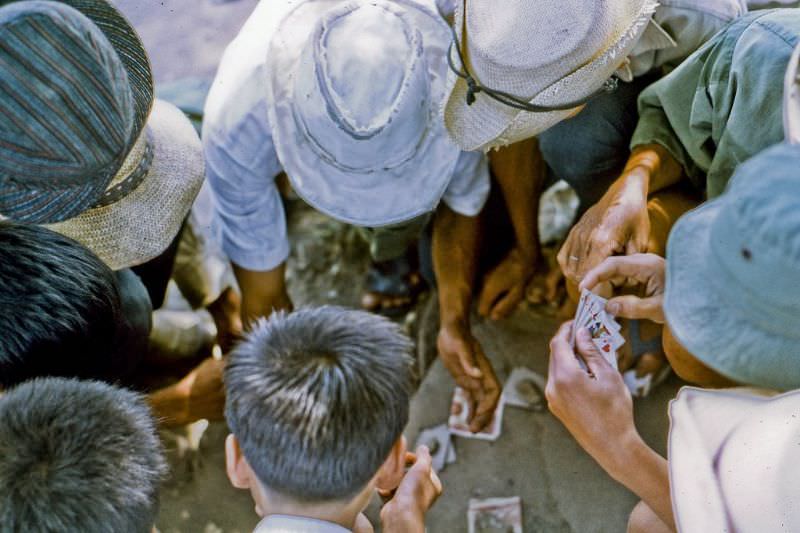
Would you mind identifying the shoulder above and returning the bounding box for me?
[203,0,277,141]
[725,10,800,63]
[655,0,747,22]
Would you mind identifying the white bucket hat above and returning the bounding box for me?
[443,0,659,151]
[668,387,800,532]
[266,0,459,227]
[663,48,800,391]
[46,99,205,270]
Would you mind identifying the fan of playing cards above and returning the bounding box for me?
[572,289,625,371]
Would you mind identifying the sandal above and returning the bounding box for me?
[361,254,426,318]
[621,319,672,398]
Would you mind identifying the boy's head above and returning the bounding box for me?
[0,377,166,532]
[0,221,125,387]
[224,306,414,513]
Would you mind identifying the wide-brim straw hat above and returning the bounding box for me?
[663,47,800,391]
[668,387,800,532]
[444,0,659,151]
[266,0,459,227]
[46,100,205,270]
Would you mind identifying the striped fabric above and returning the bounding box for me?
[0,0,154,140]
[0,1,135,223]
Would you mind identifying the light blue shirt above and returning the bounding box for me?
[203,0,490,272]
[253,514,352,533]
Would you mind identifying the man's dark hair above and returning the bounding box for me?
[225,306,414,501]
[0,221,123,386]
[0,377,167,532]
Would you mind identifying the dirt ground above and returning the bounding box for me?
[112,1,680,531]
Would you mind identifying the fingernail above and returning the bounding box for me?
[607,302,620,315]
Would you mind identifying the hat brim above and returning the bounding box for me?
[46,100,204,270]
[266,0,459,227]
[444,0,658,151]
[667,387,770,532]
[664,200,800,390]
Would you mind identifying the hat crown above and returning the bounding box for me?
[709,144,800,318]
[465,0,629,98]
[292,1,430,172]
[0,1,134,221]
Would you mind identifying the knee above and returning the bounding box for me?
[663,325,737,388]
[627,501,651,533]
[627,501,672,533]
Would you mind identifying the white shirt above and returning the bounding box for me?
[253,514,352,533]
[203,0,490,271]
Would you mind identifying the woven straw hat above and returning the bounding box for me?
[0,1,149,223]
[669,387,800,532]
[266,0,460,227]
[443,0,659,151]
[45,99,204,270]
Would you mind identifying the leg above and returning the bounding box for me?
[359,213,431,316]
[627,501,674,533]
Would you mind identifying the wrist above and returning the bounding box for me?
[380,501,425,533]
[438,289,472,330]
[602,428,650,483]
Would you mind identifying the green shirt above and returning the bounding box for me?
[631,10,800,198]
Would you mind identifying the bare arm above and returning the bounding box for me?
[433,205,500,431]
[477,138,545,319]
[489,137,544,262]
[546,323,675,530]
[233,262,293,328]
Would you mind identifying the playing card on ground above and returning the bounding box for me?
[416,424,454,472]
[468,496,523,533]
[502,368,546,411]
[448,387,504,441]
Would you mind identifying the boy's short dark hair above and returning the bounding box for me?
[225,306,414,501]
[0,377,167,532]
[0,221,123,387]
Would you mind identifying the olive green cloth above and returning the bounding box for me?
[631,9,800,198]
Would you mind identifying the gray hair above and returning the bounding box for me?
[225,306,414,501]
[0,378,167,533]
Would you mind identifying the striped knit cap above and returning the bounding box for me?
[0,1,135,223]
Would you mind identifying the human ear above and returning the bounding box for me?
[375,436,407,492]
[225,434,253,490]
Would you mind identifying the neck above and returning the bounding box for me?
[254,483,373,531]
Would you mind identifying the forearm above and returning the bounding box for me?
[489,138,544,260]
[148,384,189,427]
[232,262,292,328]
[433,205,480,326]
[605,433,675,530]
[623,144,683,197]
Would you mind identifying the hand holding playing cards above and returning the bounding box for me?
[438,323,501,432]
[579,254,666,324]
[546,321,640,474]
[380,446,443,533]
[558,171,650,282]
